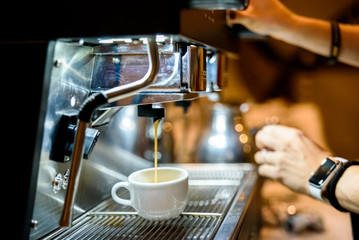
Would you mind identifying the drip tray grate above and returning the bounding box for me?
[51,213,222,240]
[47,183,237,240]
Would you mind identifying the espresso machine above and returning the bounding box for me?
[3,1,261,239]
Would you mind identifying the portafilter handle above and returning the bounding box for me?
[59,36,159,228]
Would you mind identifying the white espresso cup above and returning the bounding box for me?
[111,167,189,221]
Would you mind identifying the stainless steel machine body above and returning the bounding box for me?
[29,35,260,239]
[2,2,260,239]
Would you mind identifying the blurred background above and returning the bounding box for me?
[217,0,359,239]
[220,0,359,160]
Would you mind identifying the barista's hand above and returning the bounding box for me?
[226,0,296,38]
[254,125,331,196]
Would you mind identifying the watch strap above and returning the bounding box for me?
[309,184,323,200]
[325,160,359,212]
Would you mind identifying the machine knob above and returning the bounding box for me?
[50,112,100,162]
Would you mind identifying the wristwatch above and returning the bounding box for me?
[309,156,348,201]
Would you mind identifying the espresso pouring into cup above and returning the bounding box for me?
[111,167,189,221]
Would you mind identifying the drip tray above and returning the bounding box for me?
[50,213,222,240]
[43,164,258,240]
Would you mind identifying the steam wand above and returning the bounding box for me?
[60,36,159,228]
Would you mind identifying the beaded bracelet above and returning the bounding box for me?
[328,21,341,64]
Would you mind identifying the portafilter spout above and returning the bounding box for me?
[59,36,159,228]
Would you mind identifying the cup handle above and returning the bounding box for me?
[111,182,132,206]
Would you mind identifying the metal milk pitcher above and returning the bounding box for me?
[196,103,254,163]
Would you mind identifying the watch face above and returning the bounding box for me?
[309,158,338,187]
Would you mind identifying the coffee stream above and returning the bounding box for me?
[154,119,161,183]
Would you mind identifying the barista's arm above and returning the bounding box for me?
[335,166,359,213]
[254,125,359,214]
[227,0,359,68]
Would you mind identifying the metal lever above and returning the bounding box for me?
[59,36,159,227]
[50,112,100,162]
